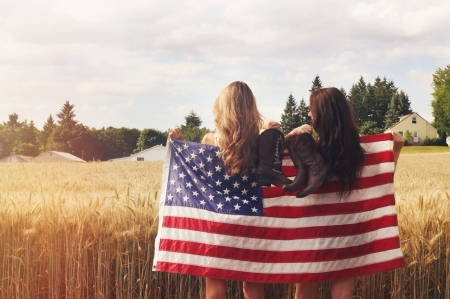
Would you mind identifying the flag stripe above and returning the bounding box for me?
[159,226,401,251]
[156,257,404,283]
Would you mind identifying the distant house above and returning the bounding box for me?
[385,112,438,145]
[31,151,86,163]
[109,145,166,162]
[0,155,33,163]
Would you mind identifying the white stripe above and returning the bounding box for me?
[162,205,398,228]
[160,226,400,251]
[263,183,394,208]
[156,248,404,274]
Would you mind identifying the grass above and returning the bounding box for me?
[400,145,450,155]
[0,153,449,298]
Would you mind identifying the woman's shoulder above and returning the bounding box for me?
[201,133,216,145]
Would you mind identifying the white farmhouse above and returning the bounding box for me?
[109,145,166,162]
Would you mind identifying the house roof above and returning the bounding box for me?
[385,112,435,131]
[15,155,33,162]
[32,151,86,162]
[109,144,166,161]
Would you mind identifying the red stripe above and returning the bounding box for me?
[264,194,395,218]
[156,257,405,283]
[159,236,401,263]
[359,133,393,143]
[162,214,399,240]
[262,172,393,198]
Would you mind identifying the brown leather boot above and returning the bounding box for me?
[294,133,330,198]
[256,129,292,187]
[282,138,308,192]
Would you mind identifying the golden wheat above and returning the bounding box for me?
[0,153,449,298]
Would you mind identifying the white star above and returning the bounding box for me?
[207,183,212,188]
[251,207,258,213]
[251,181,258,187]
[217,203,223,209]
[192,191,199,196]
[215,165,222,172]
[193,178,198,183]
[225,197,232,202]
[200,200,206,205]
[200,175,206,180]
[176,147,182,153]
[223,188,230,195]
[191,152,197,159]
[176,187,182,193]
[186,182,193,188]
[241,174,249,181]
[179,173,186,179]
[216,190,222,194]
[167,194,173,201]
[223,174,230,180]
[183,143,189,149]
[183,195,189,202]
[216,180,222,186]
[241,189,248,195]
[251,167,256,173]
[242,199,249,204]
[233,181,240,188]
[215,150,220,156]
[170,179,175,185]
[185,156,191,163]
[208,194,214,201]
[199,147,205,154]
[233,196,240,199]
[207,171,213,177]
[193,166,198,171]
[251,195,258,201]
[201,187,207,193]
[199,162,205,169]
[234,203,241,210]
[172,164,179,171]
[206,156,213,163]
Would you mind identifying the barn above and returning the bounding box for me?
[109,145,166,162]
[0,155,33,163]
[31,151,86,163]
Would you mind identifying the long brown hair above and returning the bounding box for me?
[213,81,262,175]
[309,87,365,198]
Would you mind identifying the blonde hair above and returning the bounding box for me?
[213,81,262,175]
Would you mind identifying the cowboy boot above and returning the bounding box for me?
[294,133,330,198]
[256,128,292,187]
[282,138,308,192]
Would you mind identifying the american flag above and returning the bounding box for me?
[153,133,405,283]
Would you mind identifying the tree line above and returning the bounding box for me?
[3,66,449,161]
[279,75,415,136]
[0,101,210,161]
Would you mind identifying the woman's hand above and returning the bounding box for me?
[392,132,404,169]
[285,124,313,140]
[168,126,183,140]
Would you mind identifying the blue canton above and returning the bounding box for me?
[165,139,264,216]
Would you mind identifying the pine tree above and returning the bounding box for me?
[53,101,81,153]
[384,93,402,129]
[309,75,323,92]
[280,94,300,135]
[297,98,311,125]
[183,110,202,128]
[40,114,56,151]
[348,76,368,127]
[397,91,412,116]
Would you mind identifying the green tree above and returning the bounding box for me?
[359,121,384,135]
[13,120,40,156]
[134,128,167,153]
[280,93,300,135]
[97,127,141,160]
[384,93,402,130]
[309,75,323,92]
[53,101,79,152]
[40,114,56,152]
[431,65,450,136]
[348,76,368,127]
[297,98,311,126]
[372,77,398,128]
[180,111,211,142]
[397,91,412,116]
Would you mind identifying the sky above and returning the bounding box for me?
[1,0,449,132]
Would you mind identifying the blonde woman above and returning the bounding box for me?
[169,81,264,299]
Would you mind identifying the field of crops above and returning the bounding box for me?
[1,152,449,298]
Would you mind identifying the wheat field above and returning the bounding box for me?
[0,153,449,298]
